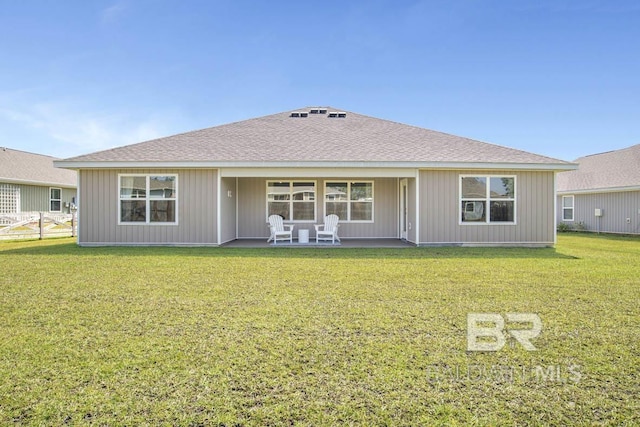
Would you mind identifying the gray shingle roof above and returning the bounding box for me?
[60,107,569,166]
[557,143,640,192]
[0,148,77,187]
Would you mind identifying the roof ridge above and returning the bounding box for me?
[576,142,640,161]
[0,146,60,160]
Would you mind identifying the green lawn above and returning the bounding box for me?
[1,234,638,425]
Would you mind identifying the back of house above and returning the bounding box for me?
[55,107,575,247]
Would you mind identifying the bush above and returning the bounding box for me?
[557,222,572,232]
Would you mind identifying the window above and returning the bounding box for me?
[119,175,177,224]
[50,188,62,212]
[562,196,574,221]
[267,181,316,221]
[325,181,373,222]
[460,176,515,224]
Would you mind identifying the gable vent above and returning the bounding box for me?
[309,108,327,114]
[328,111,347,118]
[290,111,308,118]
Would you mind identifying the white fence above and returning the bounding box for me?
[0,212,77,240]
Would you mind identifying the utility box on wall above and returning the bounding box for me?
[594,208,603,217]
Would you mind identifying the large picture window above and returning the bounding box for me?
[119,175,177,224]
[325,181,373,222]
[460,176,515,224]
[50,188,62,212]
[267,181,316,221]
[562,195,574,221]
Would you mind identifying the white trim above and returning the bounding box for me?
[459,175,517,225]
[399,178,408,240]
[323,180,374,223]
[415,170,420,244]
[117,174,179,225]
[49,187,62,212]
[235,177,239,241]
[76,172,80,243]
[419,241,555,247]
[223,167,415,178]
[561,195,574,222]
[216,173,222,246]
[0,177,76,188]
[553,172,558,245]
[558,185,640,195]
[78,242,220,247]
[266,180,317,223]
[54,160,577,171]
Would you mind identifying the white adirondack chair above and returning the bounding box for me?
[267,214,294,244]
[314,214,340,244]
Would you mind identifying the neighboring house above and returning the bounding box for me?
[55,107,575,247]
[557,144,640,235]
[0,147,77,214]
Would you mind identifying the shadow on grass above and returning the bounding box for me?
[0,240,579,259]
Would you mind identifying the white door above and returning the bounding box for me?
[399,179,408,240]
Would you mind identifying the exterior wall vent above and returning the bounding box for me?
[290,112,308,118]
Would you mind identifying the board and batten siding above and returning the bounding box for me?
[14,184,76,213]
[78,169,217,245]
[237,177,399,239]
[419,170,555,246]
[219,177,237,243]
[557,190,640,234]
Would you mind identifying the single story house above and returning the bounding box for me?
[55,107,575,247]
[0,147,77,214]
[557,143,640,234]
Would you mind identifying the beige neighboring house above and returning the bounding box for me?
[557,143,640,234]
[55,107,575,247]
[0,147,77,214]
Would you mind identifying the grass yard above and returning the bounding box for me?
[0,234,638,425]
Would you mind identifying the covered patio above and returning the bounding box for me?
[221,238,415,248]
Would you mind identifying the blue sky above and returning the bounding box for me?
[1,0,639,161]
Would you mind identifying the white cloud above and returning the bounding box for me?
[101,1,128,25]
[0,102,170,158]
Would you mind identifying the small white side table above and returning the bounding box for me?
[298,229,309,244]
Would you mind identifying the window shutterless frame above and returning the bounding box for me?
[49,187,62,212]
[265,180,317,222]
[459,175,517,225]
[562,195,574,221]
[324,181,374,223]
[118,174,178,225]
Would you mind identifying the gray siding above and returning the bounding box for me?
[220,177,237,243]
[14,184,76,213]
[420,170,555,246]
[237,177,399,239]
[557,191,640,234]
[78,169,217,245]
